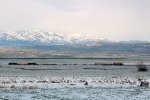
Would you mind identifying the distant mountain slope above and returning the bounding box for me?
[0,30,108,46]
[26,42,150,53]
[0,30,150,54]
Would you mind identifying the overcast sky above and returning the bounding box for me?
[0,0,150,41]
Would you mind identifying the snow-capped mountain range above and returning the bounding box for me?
[0,30,109,46]
[0,30,150,53]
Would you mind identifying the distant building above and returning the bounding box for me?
[9,62,37,65]
[113,62,123,66]
[27,63,37,65]
[9,63,17,65]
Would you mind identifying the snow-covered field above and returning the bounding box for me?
[0,76,149,100]
[0,87,150,100]
[0,76,148,89]
[0,59,150,100]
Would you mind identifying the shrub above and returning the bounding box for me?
[137,62,148,72]
[140,81,149,88]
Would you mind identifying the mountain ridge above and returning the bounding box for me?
[0,30,150,54]
[0,30,110,46]
[0,30,149,46]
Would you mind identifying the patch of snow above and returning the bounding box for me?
[0,76,148,89]
[0,30,109,45]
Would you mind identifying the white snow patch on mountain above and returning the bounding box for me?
[0,30,109,45]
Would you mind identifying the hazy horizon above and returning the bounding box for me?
[0,0,150,41]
